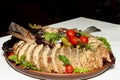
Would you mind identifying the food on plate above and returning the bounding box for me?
[3,22,115,74]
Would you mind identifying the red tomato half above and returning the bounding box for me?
[65,64,74,73]
[68,36,78,45]
[66,29,76,37]
[80,36,88,44]
[8,52,14,56]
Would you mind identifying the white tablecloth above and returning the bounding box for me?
[0,17,120,80]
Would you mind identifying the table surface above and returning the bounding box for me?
[0,17,120,80]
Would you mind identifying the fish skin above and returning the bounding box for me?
[8,22,36,43]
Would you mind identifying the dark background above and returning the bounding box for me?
[0,0,120,36]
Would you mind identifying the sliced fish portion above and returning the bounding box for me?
[32,44,43,68]
[12,38,114,73]
[18,42,31,60]
[55,48,65,73]
[13,41,25,54]
[25,44,36,62]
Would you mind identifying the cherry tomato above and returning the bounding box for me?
[80,36,88,44]
[68,36,78,45]
[8,52,14,56]
[65,64,74,73]
[66,29,76,37]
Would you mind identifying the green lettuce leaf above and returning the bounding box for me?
[97,37,111,51]
[74,67,90,73]
[44,32,61,43]
[59,55,70,66]
[8,54,20,64]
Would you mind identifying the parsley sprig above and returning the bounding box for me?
[59,55,70,66]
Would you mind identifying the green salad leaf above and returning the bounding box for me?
[28,23,37,28]
[77,43,92,50]
[8,54,40,71]
[97,37,111,51]
[84,44,92,50]
[59,55,70,66]
[20,54,25,63]
[77,32,89,37]
[44,32,61,43]
[8,54,20,64]
[74,67,90,73]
